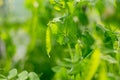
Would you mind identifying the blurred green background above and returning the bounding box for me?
[0,0,120,80]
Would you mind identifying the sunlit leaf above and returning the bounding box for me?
[29,72,40,80]
[86,48,101,80]
[54,6,61,11]
[8,69,17,79]
[17,71,28,80]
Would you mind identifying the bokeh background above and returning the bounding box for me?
[0,0,120,80]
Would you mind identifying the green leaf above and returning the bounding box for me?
[54,6,61,11]
[67,1,74,14]
[50,23,58,34]
[52,66,61,72]
[75,74,81,80]
[29,72,40,80]
[53,68,70,80]
[74,40,82,62]
[57,35,64,45]
[101,55,117,64]
[0,74,6,79]
[8,69,17,79]
[86,48,101,80]
[17,71,28,80]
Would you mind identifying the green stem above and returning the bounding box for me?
[30,1,38,50]
[67,43,74,62]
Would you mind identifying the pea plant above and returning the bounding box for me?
[0,0,120,80]
[46,0,120,80]
[0,69,39,80]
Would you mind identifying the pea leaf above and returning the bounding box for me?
[8,69,17,79]
[17,71,28,80]
[29,72,40,80]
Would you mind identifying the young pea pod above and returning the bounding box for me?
[46,27,52,58]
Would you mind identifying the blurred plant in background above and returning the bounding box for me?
[0,0,120,80]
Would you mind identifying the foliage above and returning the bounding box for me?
[0,69,39,80]
[0,0,120,80]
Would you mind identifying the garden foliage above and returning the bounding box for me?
[0,0,120,80]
